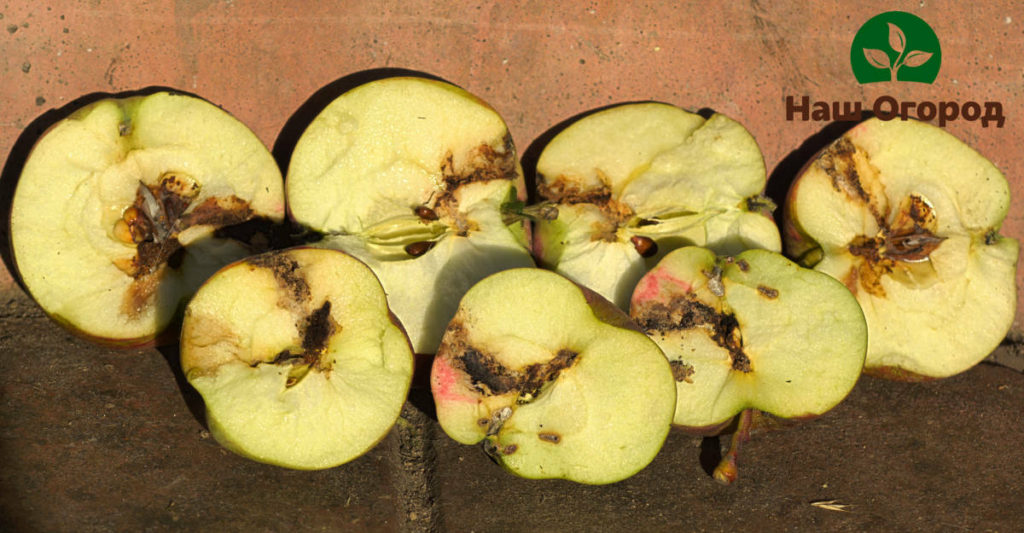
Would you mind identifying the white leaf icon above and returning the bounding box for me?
[903,50,933,67]
[888,23,906,53]
[864,48,891,69]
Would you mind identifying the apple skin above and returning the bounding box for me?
[9,91,286,348]
[781,117,1018,381]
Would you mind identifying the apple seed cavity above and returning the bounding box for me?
[354,136,519,259]
[818,138,948,298]
[113,173,257,318]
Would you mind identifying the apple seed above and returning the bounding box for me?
[630,235,658,257]
[405,241,437,257]
[414,205,439,221]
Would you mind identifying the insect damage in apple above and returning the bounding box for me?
[286,77,537,356]
[431,268,676,485]
[783,117,1018,380]
[9,91,285,346]
[181,247,414,470]
[531,102,782,309]
[630,247,867,483]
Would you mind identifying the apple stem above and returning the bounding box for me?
[713,408,754,485]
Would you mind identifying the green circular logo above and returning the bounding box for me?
[851,11,941,84]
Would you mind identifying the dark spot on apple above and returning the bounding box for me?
[247,253,312,305]
[537,169,635,243]
[731,352,752,373]
[405,240,436,257]
[985,229,999,245]
[538,432,561,444]
[445,327,580,397]
[634,297,751,373]
[817,137,884,225]
[756,285,779,299]
[434,134,519,215]
[735,259,750,272]
[477,418,490,427]
[630,235,658,257]
[178,195,252,228]
[501,444,518,455]
[744,194,777,214]
[252,300,337,388]
[301,301,335,355]
[670,360,695,383]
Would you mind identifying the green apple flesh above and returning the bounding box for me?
[181,247,414,470]
[783,117,1018,379]
[285,77,535,355]
[630,247,867,482]
[431,268,677,485]
[532,103,781,309]
[9,92,285,346]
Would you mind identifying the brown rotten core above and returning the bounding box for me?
[634,296,751,373]
[817,138,947,298]
[443,323,580,399]
[114,174,253,318]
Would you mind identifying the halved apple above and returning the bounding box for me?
[180,247,414,470]
[432,268,677,485]
[783,117,1018,380]
[285,77,536,356]
[532,102,781,309]
[9,91,285,346]
[630,247,867,483]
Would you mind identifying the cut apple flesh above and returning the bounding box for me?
[10,92,285,345]
[784,118,1018,378]
[630,247,866,430]
[431,268,676,485]
[181,247,414,470]
[532,103,782,309]
[286,77,535,355]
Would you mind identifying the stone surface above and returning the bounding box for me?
[1,284,1022,531]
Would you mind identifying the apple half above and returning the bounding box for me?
[9,91,285,346]
[783,117,1018,380]
[629,247,867,483]
[285,77,536,356]
[531,102,782,309]
[431,268,677,485]
[180,247,414,470]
